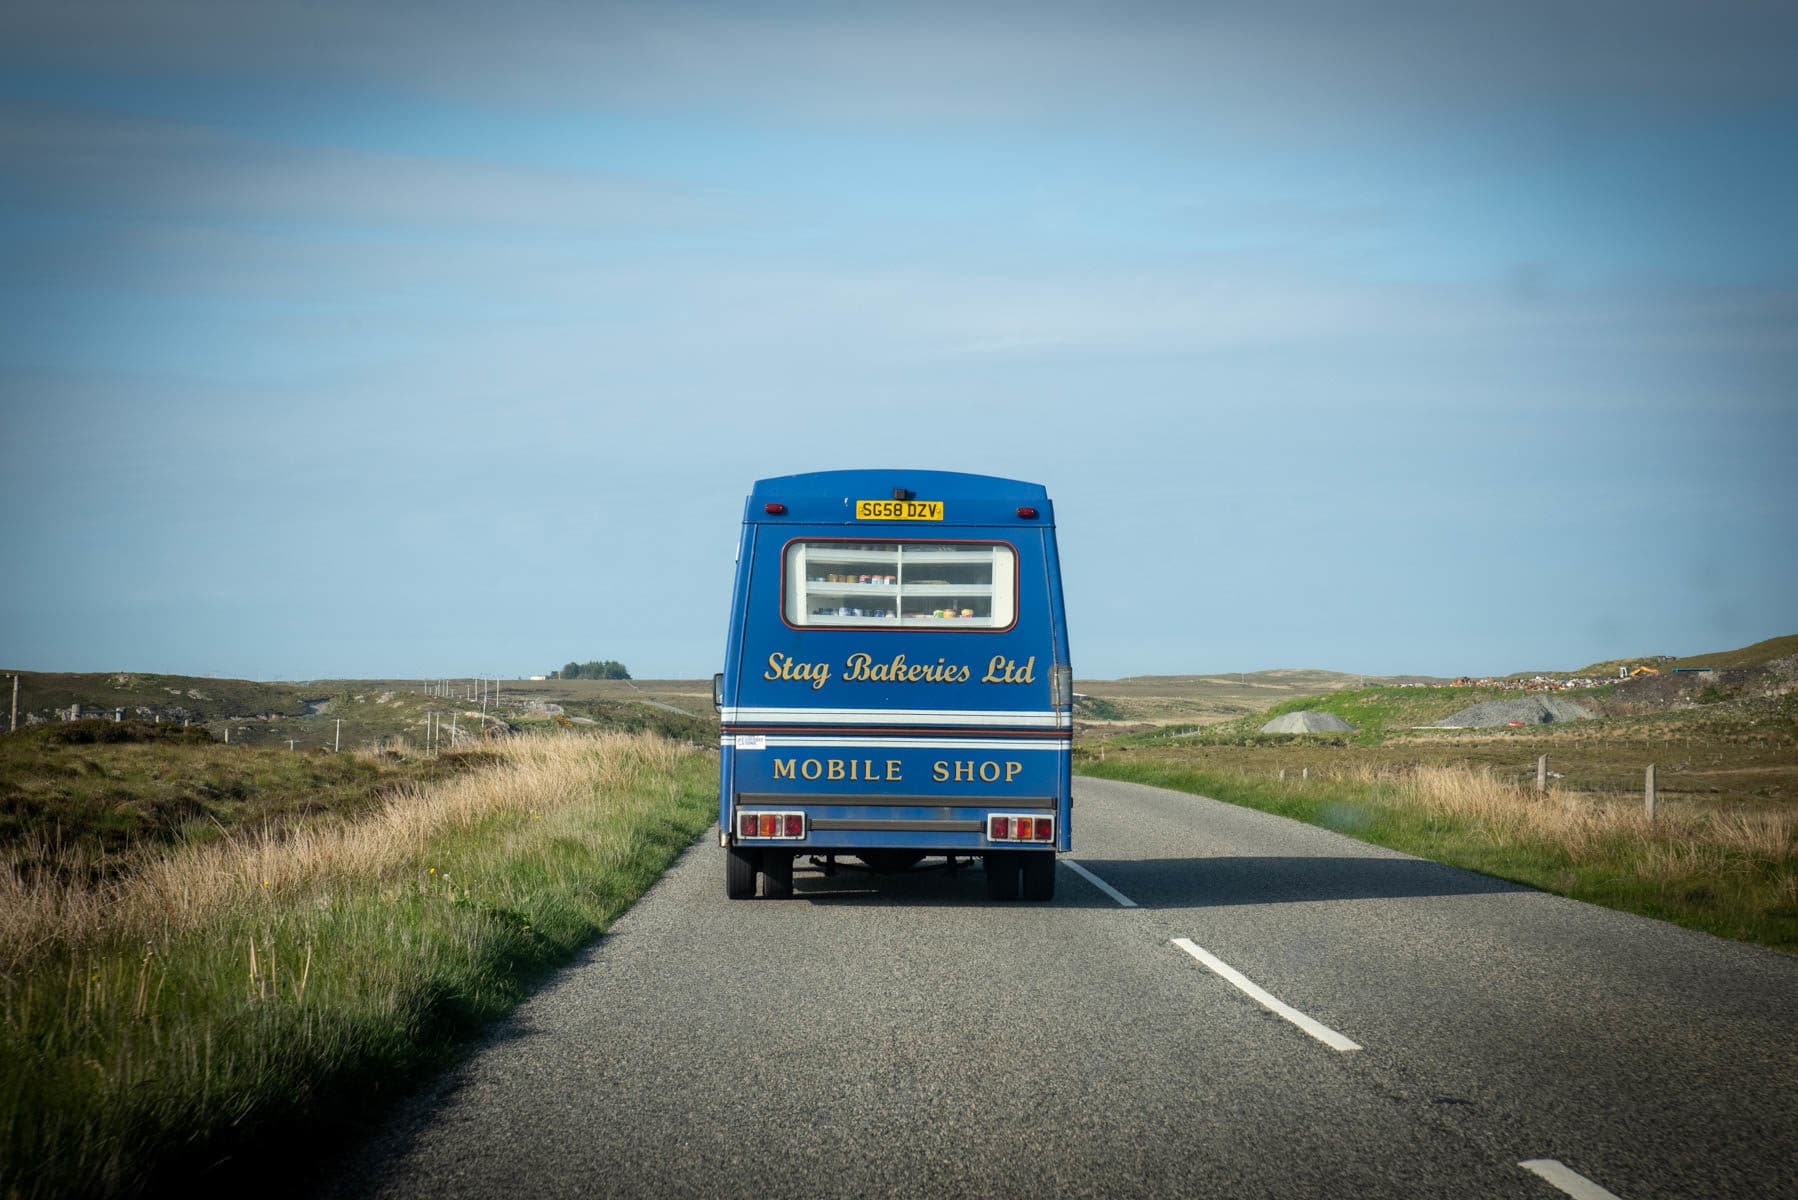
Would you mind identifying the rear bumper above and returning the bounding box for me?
[727,794,1065,852]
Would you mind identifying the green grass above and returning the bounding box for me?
[0,734,718,1200]
[1077,756,1796,953]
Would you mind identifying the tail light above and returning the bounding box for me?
[987,813,1052,843]
[736,810,806,840]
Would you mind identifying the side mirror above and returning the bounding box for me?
[712,673,724,711]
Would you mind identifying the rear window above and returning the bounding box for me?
[784,540,1017,630]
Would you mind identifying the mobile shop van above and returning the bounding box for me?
[715,469,1072,902]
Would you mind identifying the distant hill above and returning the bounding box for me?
[1072,669,1423,728]
[1569,633,1798,677]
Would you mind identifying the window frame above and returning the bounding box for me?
[778,536,1021,634]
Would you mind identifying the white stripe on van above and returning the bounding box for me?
[755,736,1070,751]
[722,707,1070,728]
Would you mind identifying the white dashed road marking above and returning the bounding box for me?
[1061,858,1138,907]
[1519,1159,1625,1199]
[1171,937,1362,1052]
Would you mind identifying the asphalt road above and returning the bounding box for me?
[322,776,1797,1199]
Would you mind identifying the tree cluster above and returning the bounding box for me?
[554,660,632,680]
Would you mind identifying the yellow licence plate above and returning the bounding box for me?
[855,499,943,521]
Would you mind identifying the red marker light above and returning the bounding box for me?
[990,816,1010,840]
[738,813,757,838]
[783,813,804,838]
[1016,506,1038,519]
[1033,818,1053,841]
[764,502,787,515]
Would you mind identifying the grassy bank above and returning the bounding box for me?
[1078,757,1796,952]
[1,720,500,880]
[0,733,717,1199]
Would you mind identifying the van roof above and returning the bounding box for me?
[746,469,1053,526]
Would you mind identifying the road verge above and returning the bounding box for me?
[1,732,716,1199]
[1077,758,1795,953]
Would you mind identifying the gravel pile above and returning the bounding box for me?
[1434,697,1594,728]
[1261,711,1357,733]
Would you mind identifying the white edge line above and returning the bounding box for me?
[1170,938,1362,1053]
[1061,859,1138,908]
[1518,1160,1625,1200]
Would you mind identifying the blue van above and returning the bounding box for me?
[714,469,1072,901]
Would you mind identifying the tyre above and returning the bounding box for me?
[985,851,1020,901]
[762,850,794,899]
[726,846,759,899]
[1020,852,1056,901]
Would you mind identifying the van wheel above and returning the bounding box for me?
[985,851,1020,901]
[1021,852,1056,901]
[726,847,759,899]
[762,851,794,899]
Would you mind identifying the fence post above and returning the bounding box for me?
[335,718,342,753]
[10,674,17,732]
[1644,763,1656,822]
[1279,768,1286,781]
[1301,767,1308,781]
[1537,754,1548,793]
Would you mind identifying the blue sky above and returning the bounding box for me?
[1,1,1794,680]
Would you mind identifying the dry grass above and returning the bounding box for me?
[1,731,716,1199]
[0,733,687,969]
[1330,761,1797,869]
[1082,755,1798,951]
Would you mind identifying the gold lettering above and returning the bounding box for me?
[886,760,903,782]
[773,759,796,780]
[932,761,949,782]
[827,760,845,781]
[800,759,822,781]
[768,652,831,689]
[979,655,1035,684]
[1004,761,1022,782]
[954,761,974,782]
